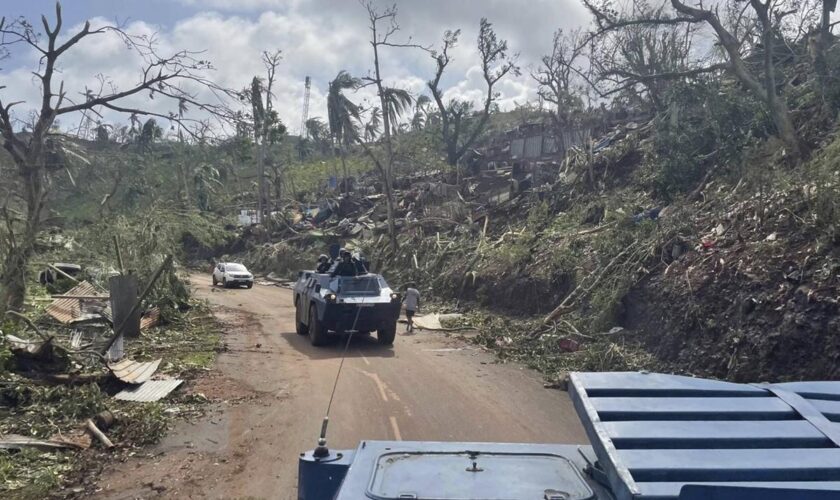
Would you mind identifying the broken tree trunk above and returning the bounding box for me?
[542,244,634,325]
[85,418,114,448]
[47,264,80,284]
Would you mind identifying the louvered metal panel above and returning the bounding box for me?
[569,372,840,500]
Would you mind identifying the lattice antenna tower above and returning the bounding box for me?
[300,76,311,138]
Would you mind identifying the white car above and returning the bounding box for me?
[212,262,254,289]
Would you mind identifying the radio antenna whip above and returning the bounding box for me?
[313,275,376,458]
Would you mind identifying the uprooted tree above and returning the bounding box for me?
[427,19,520,168]
[0,2,229,311]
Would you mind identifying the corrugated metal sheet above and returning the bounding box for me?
[114,379,183,402]
[140,307,160,330]
[108,358,161,384]
[45,281,110,324]
[523,135,542,158]
[543,136,558,155]
[510,138,524,158]
[569,371,840,500]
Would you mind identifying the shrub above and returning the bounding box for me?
[650,79,772,199]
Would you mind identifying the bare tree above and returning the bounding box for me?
[532,29,588,139]
[583,0,805,156]
[359,1,427,251]
[0,2,230,310]
[584,1,704,109]
[669,0,801,155]
[246,50,285,225]
[427,19,520,169]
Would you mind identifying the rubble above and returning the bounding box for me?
[0,433,91,451]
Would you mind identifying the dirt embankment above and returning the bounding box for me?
[622,194,840,382]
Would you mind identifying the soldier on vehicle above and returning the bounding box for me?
[331,249,358,277]
[353,252,369,275]
[316,254,331,274]
[403,284,420,333]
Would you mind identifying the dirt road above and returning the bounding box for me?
[96,274,586,499]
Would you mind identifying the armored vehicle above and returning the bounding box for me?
[299,371,840,500]
[293,271,401,346]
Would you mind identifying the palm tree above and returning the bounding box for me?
[193,163,222,211]
[295,137,314,160]
[382,87,413,135]
[305,117,330,153]
[327,71,362,193]
[364,107,381,142]
[411,94,431,131]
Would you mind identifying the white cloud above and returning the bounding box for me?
[1,1,591,137]
[176,0,297,10]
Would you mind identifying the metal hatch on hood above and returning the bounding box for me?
[367,449,595,500]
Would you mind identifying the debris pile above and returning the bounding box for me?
[1,248,219,496]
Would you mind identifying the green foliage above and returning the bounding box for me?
[111,402,169,446]
[68,205,234,308]
[285,154,370,195]
[0,384,106,438]
[650,80,772,199]
[804,133,840,244]
[0,448,76,499]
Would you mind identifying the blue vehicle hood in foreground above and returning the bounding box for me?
[299,372,840,500]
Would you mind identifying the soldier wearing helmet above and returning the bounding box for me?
[331,248,357,277]
[316,254,331,274]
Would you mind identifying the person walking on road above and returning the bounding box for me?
[403,285,420,334]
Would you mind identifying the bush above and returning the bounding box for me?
[650,79,772,199]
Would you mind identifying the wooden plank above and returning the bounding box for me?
[602,421,834,449]
[573,372,767,398]
[623,448,840,482]
[636,482,840,500]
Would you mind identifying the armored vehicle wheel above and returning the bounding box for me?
[295,302,308,335]
[309,306,328,346]
[222,277,228,288]
[246,282,253,289]
[212,276,218,286]
[377,323,396,346]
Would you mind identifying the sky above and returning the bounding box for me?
[1,0,592,136]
